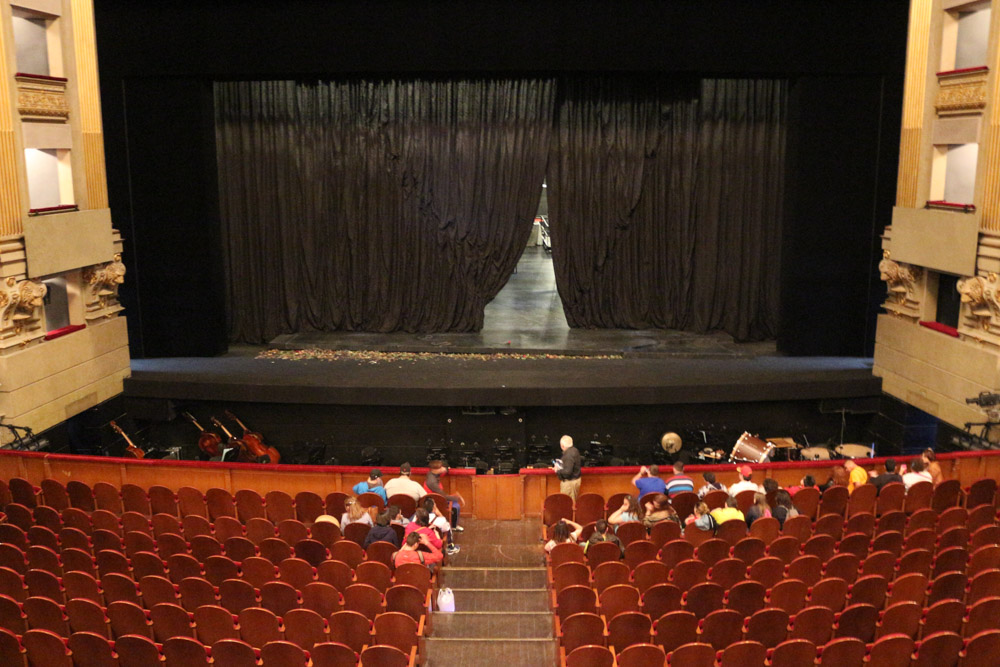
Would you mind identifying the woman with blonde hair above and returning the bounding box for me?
[340,497,373,528]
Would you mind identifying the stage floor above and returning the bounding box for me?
[125,247,881,407]
[271,247,778,358]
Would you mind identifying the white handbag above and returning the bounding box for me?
[436,587,456,612]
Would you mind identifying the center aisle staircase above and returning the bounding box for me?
[424,518,556,666]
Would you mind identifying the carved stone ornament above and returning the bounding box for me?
[0,280,47,324]
[879,258,922,305]
[957,275,1000,330]
[935,70,988,116]
[82,258,126,312]
[14,74,69,121]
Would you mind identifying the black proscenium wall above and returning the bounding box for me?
[93,0,909,358]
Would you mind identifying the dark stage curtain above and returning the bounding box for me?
[547,78,787,341]
[215,79,555,343]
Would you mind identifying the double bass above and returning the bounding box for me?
[181,412,222,457]
[109,420,145,459]
[211,416,271,464]
[225,410,280,464]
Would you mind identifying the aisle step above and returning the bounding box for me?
[430,611,554,639]
[443,588,550,612]
[439,566,547,589]
[423,638,557,666]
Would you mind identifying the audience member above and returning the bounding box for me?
[386,505,408,526]
[383,462,425,501]
[664,461,695,497]
[844,459,869,494]
[608,495,644,528]
[553,435,582,501]
[404,508,443,551]
[868,459,903,492]
[631,465,667,497]
[341,497,373,529]
[744,492,772,527]
[421,496,459,555]
[902,457,933,489]
[643,493,680,528]
[771,490,798,528]
[352,469,388,502]
[544,518,583,553]
[313,514,340,529]
[363,512,400,549]
[763,478,780,495]
[392,532,443,570]
[425,460,465,532]
[729,466,763,496]
[697,472,727,498]
[710,497,745,524]
[686,502,714,530]
[786,475,816,496]
[820,466,849,491]
[586,519,623,555]
[922,449,943,485]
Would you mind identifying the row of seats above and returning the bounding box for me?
[0,477,444,526]
[0,626,415,667]
[560,630,1000,667]
[544,477,995,528]
[560,597,1000,661]
[545,503,997,556]
[0,593,425,653]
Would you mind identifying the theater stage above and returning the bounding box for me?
[125,249,880,408]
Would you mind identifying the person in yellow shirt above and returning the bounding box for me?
[709,497,745,525]
[844,459,869,494]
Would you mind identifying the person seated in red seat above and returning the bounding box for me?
[697,472,727,498]
[608,495,644,530]
[544,518,583,553]
[744,492,772,527]
[844,459,869,494]
[771,490,798,528]
[664,461,695,497]
[643,493,680,529]
[392,531,443,570]
[585,519,623,555]
[729,465,763,496]
[363,512,400,549]
[922,449,943,485]
[786,475,816,497]
[902,457,933,489]
[404,508,443,551]
[632,465,667,497]
[867,459,903,492]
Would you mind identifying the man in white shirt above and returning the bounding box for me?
[729,465,764,496]
[383,462,426,501]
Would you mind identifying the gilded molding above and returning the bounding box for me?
[15,75,70,121]
[935,75,987,116]
[879,258,923,306]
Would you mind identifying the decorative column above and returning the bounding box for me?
[71,0,108,210]
[0,34,21,237]
[896,0,933,208]
[979,7,1000,232]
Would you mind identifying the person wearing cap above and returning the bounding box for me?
[384,462,425,502]
[729,465,764,497]
[352,469,388,502]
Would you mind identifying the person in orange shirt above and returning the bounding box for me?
[844,459,868,493]
[392,532,443,570]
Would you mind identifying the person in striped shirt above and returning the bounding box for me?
[664,461,694,497]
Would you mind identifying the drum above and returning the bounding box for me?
[730,432,775,463]
[835,443,874,459]
[800,446,833,461]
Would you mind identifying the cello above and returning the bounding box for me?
[109,420,145,459]
[181,412,222,457]
[211,416,270,464]
[225,409,280,464]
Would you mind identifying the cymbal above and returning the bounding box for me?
[660,432,682,454]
